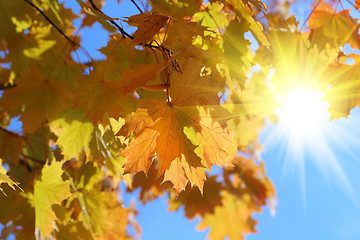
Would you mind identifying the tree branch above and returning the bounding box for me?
[87,0,169,51]
[23,0,78,47]
[88,0,133,38]
[130,0,144,13]
[87,0,182,73]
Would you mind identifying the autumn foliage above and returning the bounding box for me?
[1,0,360,239]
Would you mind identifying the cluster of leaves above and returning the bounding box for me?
[0,0,360,239]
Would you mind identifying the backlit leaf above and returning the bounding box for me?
[127,12,168,44]
[73,62,136,124]
[197,191,258,240]
[50,108,94,160]
[2,69,72,133]
[0,159,21,195]
[34,161,71,238]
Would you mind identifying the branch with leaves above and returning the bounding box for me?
[0,0,360,239]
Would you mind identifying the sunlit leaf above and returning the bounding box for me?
[34,161,71,238]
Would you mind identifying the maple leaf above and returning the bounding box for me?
[127,12,169,44]
[0,0,35,40]
[159,18,209,51]
[193,2,229,32]
[1,68,72,133]
[150,0,202,17]
[4,0,358,238]
[69,162,132,239]
[168,175,222,219]
[34,161,71,238]
[308,9,360,49]
[73,61,136,124]
[55,221,94,240]
[0,159,21,195]
[82,190,130,239]
[5,25,57,75]
[127,161,173,204]
[223,81,275,148]
[0,130,23,162]
[120,58,235,193]
[322,61,360,119]
[86,122,126,183]
[198,191,259,240]
[223,17,252,88]
[225,157,276,206]
[50,108,94,160]
[0,185,34,239]
[43,58,82,90]
[120,63,167,93]
[229,0,270,48]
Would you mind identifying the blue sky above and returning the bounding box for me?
[7,1,360,239]
[249,107,360,240]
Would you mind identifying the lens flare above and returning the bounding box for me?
[263,88,354,201]
[279,89,329,136]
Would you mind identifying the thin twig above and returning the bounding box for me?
[87,0,168,50]
[0,126,19,137]
[0,83,17,91]
[20,154,46,164]
[87,0,181,73]
[88,0,132,38]
[23,0,77,46]
[130,0,144,13]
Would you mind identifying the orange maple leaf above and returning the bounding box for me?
[2,68,72,133]
[127,12,168,44]
[120,63,167,94]
[119,58,236,193]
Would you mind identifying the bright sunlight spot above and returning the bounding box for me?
[266,88,354,200]
[278,89,329,136]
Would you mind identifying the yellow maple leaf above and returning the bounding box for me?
[197,191,258,240]
[50,108,94,160]
[0,159,21,195]
[322,61,360,119]
[308,9,360,49]
[34,161,71,238]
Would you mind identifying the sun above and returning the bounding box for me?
[277,89,330,136]
[266,88,354,198]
